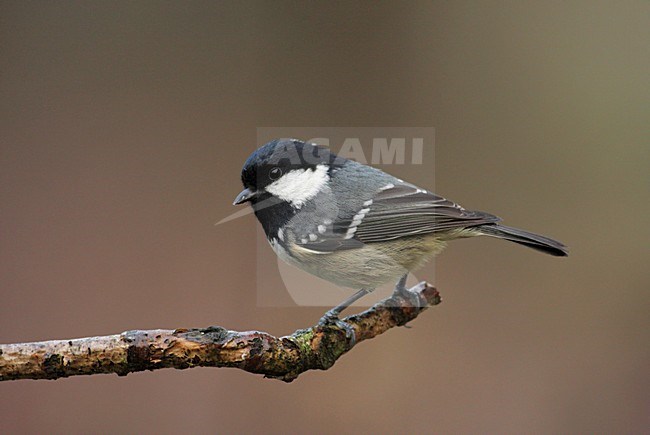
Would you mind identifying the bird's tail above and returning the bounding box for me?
[479,224,568,257]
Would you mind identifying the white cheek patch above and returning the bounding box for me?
[265,164,329,208]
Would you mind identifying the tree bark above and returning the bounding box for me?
[0,283,440,383]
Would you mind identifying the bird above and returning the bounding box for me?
[233,138,567,332]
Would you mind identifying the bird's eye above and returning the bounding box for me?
[269,167,282,180]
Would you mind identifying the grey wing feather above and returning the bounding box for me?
[297,182,499,252]
[354,183,499,242]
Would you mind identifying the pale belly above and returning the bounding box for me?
[269,235,445,289]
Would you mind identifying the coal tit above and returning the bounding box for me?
[234,139,567,325]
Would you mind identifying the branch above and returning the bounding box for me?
[0,283,440,383]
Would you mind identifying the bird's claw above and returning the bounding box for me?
[318,311,357,347]
[392,282,426,309]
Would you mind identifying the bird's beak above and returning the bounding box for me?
[233,188,257,205]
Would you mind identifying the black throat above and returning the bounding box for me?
[250,193,296,240]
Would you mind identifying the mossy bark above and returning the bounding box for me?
[0,283,440,383]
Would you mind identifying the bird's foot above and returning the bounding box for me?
[318,310,357,347]
[392,280,427,309]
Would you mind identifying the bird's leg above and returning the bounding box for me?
[319,288,374,346]
[322,288,373,319]
[394,273,409,293]
[392,273,424,308]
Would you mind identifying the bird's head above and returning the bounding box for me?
[234,138,343,209]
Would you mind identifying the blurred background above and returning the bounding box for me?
[1,1,648,433]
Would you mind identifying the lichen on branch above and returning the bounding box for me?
[0,283,440,383]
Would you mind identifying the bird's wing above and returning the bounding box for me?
[296,182,500,253]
